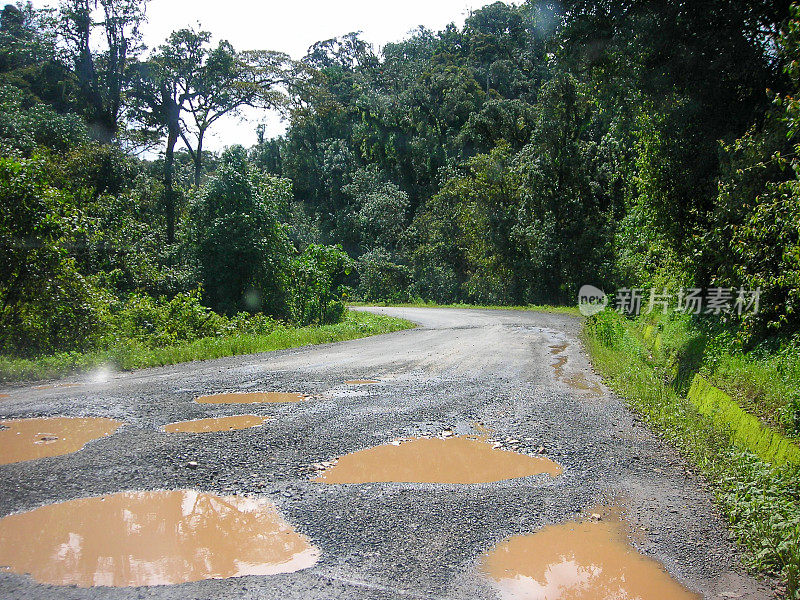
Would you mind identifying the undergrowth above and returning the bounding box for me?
[585,310,800,596]
[0,310,414,383]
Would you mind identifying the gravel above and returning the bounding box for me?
[0,307,772,599]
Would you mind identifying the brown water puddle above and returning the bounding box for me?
[549,343,602,397]
[552,356,568,378]
[163,415,269,433]
[344,380,380,385]
[565,373,603,397]
[314,436,562,484]
[0,394,9,399]
[0,417,122,465]
[479,510,700,600]
[0,489,319,587]
[195,392,307,404]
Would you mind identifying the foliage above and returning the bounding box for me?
[186,146,293,317]
[0,155,102,356]
[585,310,800,596]
[290,243,353,324]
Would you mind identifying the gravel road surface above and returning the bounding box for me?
[0,307,772,599]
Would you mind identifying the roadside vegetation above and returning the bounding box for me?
[585,309,800,597]
[2,0,800,592]
[0,309,413,383]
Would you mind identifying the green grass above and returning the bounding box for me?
[348,300,581,317]
[634,310,800,440]
[584,310,800,597]
[707,351,800,440]
[0,310,415,383]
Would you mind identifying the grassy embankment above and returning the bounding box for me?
[583,309,800,597]
[0,310,414,383]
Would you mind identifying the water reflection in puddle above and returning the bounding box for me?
[0,490,319,587]
[314,436,562,484]
[163,415,269,433]
[195,392,307,404]
[480,510,699,600]
[0,417,122,464]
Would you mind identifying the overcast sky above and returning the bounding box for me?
[39,0,498,150]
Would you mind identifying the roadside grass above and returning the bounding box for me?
[0,310,415,384]
[584,310,800,597]
[708,351,800,440]
[637,310,800,440]
[348,300,581,317]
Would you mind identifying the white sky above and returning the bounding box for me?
[39,0,498,150]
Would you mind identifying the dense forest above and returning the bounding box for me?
[1,0,798,360]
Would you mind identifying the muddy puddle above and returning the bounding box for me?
[164,415,269,433]
[480,509,699,600]
[195,392,307,404]
[314,436,562,484]
[0,489,319,587]
[552,356,568,378]
[0,417,122,465]
[564,373,604,396]
[0,394,9,399]
[344,379,380,385]
[549,343,602,397]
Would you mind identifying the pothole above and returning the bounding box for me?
[564,373,604,396]
[479,507,700,599]
[0,417,123,465]
[0,490,319,587]
[195,392,307,404]
[0,394,9,399]
[313,436,563,484]
[549,343,602,397]
[163,415,269,433]
[552,356,568,378]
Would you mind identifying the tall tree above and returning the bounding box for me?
[127,28,205,243]
[178,43,292,187]
[59,0,146,142]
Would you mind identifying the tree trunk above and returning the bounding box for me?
[164,100,180,245]
[193,130,205,187]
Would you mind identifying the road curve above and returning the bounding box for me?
[0,307,770,599]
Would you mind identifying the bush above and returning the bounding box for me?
[186,146,293,317]
[290,243,353,325]
[0,155,105,356]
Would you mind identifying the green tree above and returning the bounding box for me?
[290,243,352,324]
[59,0,146,142]
[0,156,101,355]
[186,146,292,317]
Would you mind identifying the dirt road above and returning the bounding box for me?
[0,307,771,599]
